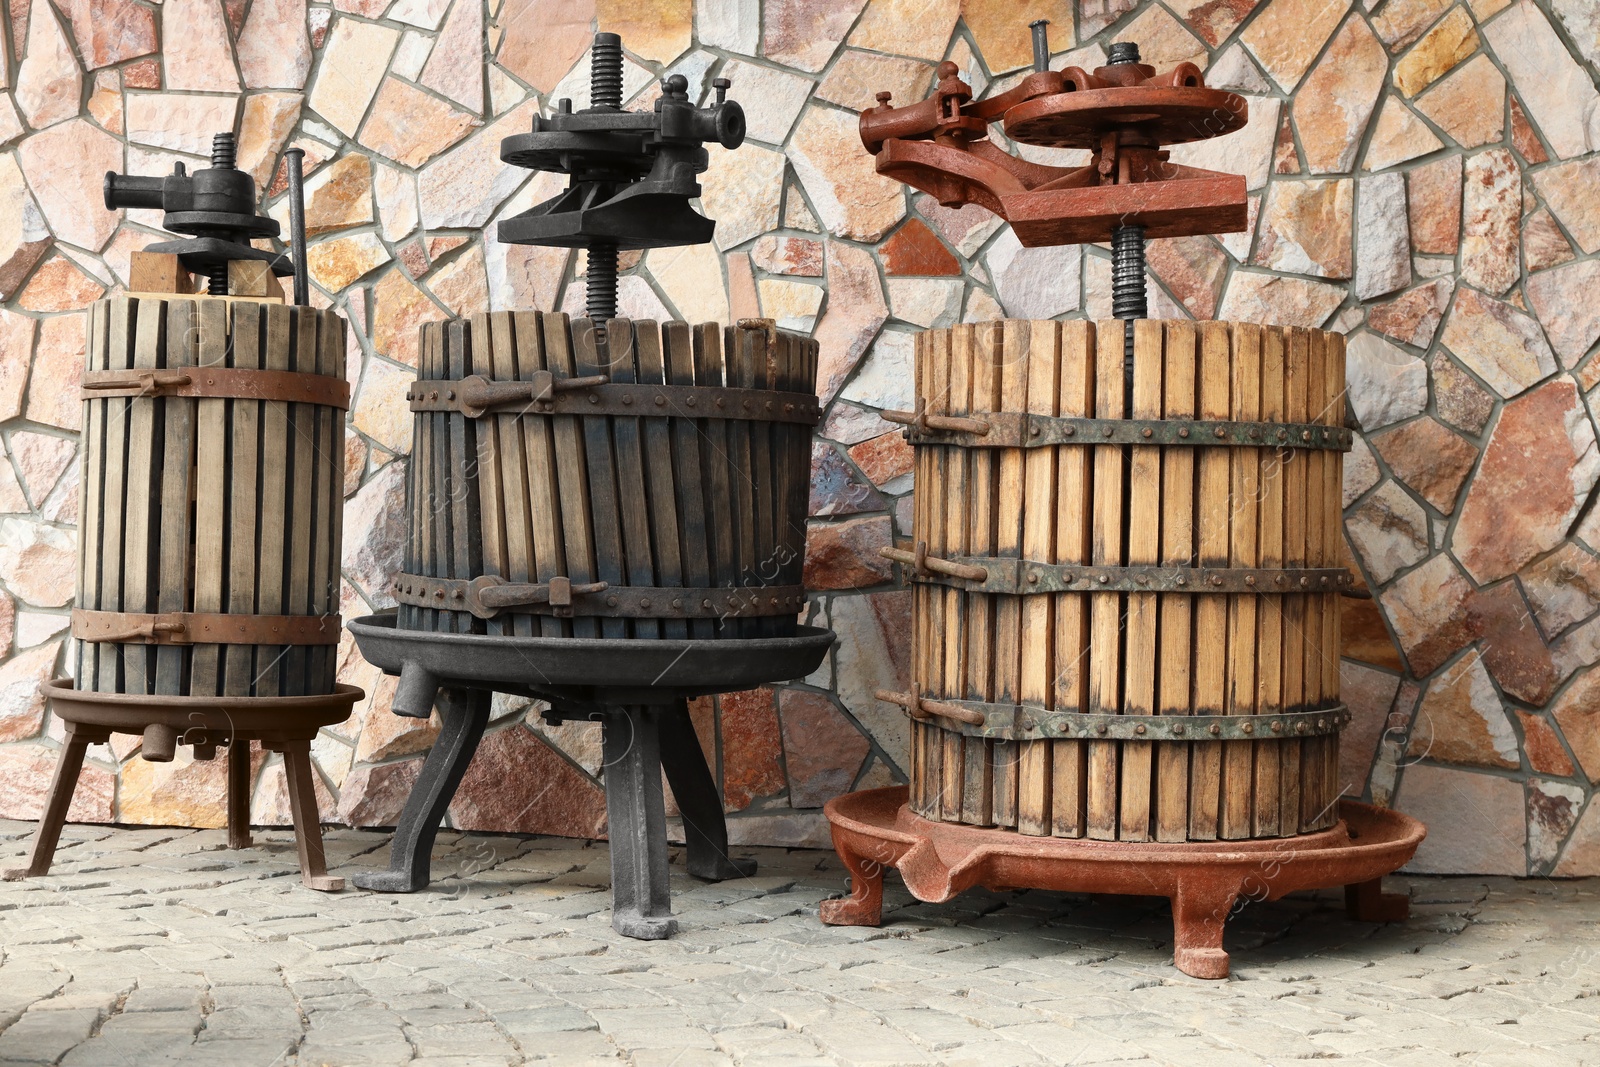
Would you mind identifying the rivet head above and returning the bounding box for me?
[607,596,619,607]
[1278,428,1288,441]
[672,598,682,609]
[1211,574,1223,586]
[1103,426,1114,437]
[1317,718,1326,730]
[655,395,667,406]
[1302,430,1312,442]
[640,598,651,609]
[622,395,634,405]
[702,599,712,609]
[1064,425,1075,436]
[452,590,464,600]
[686,395,697,406]
[1030,426,1041,437]
[1242,721,1254,734]
[434,590,444,599]
[1176,576,1187,586]
[1245,575,1256,586]
[1214,427,1226,438]
[589,395,599,404]
[716,397,725,408]
[1172,724,1185,736]
[1296,721,1309,735]
[1178,427,1190,438]
[446,390,455,400]
[1209,723,1222,735]
[1299,576,1309,587]
[1027,572,1039,584]
[1276,574,1287,585]
[1142,427,1153,438]
[1098,574,1109,584]
[1134,723,1147,735]
[1270,720,1283,733]
[1096,723,1108,735]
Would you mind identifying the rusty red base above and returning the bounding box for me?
[820,786,1425,979]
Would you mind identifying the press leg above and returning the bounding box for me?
[660,699,755,882]
[280,739,342,892]
[818,830,886,927]
[1170,879,1238,979]
[1346,877,1409,923]
[3,728,100,881]
[602,705,677,940]
[352,687,489,893]
[226,739,252,849]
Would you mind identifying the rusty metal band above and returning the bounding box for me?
[80,368,350,409]
[72,609,342,646]
[395,572,807,619]
[879,689,1349,741]
[887,553,1354,595]
[889,410,1351,451]
[406,373,822,425]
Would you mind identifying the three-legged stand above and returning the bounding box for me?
[353,687,754,939]
[4,719,343,892]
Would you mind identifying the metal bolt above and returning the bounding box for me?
[640,598,651,609]
[1270,720,1283,733]
[1103,425,1114,437]
[622,394,633,405]
[1142,427,1152,438]
[1245,574,1256,586]
[1214,426,1226,438]
[655,395,667,406]
[607,596,619,607]
[1209,723,1221,735]
[1242,721,1254,734]
[686,395,697,406]
[1027,572,1039,584]
[702,599,712,608]
[1096,723,1108,735]
[1064,424,1075,436]
[1178,427,1190,438]
[1173,724,1185,735]
[589,395,599,404]
[1134,723,1147,735]
[1098,574,1109,584]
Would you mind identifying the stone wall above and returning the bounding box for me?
[0,0,1597,874]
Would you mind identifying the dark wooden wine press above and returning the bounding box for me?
[347,34,831,939]
[5,136,362,891]
[821,25,1425,978]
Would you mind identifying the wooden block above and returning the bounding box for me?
[229,259,284,299]
[128,251,191,294]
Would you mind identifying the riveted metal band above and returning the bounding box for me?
[71,609,342,646]
[80,368,350,409]
[407,372,822,425]
[396,572,808,619]
[880,689,1350,742]
[884,550,1354,595]
[883,408,1351,451]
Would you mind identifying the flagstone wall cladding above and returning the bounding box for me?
[0,0,1597,874]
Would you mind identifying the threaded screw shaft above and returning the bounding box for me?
[591,32,623,109]
[211,132,236,170]
[586,242,619,324]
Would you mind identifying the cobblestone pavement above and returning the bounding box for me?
[1,820,1597,1066]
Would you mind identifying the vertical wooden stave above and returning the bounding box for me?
[517,311,568,639]
[1253,326,1287,837]
[946,324,979,823]
[607,320,658,639]
[445,320,481,636]
[256,305,292,692]
[189,303,229,696]
[1155,321,1196,843]
[155,299,200,697]
[284,308,319,685]
[989,319,1030,828]
[636,322,688,640]
[1221,323,1261,839]
[935,326,964,820]
[78,301,109,690]
[694,324,739,639]
[1086,321,1127,840]
[228,304,264,693]
[1299,330,1327,831]
[545,313,601,639]
[471,314,509,637]
[310,311,342,691]
[1051,321,1094,838]
[1189,322,1232,840]
[1017,320,1060,837]
[740,323,779,638]
[1277,328,1308,834]
[665,323,713,641]
[1119,319,1163,842]
[1322,333,1347,830]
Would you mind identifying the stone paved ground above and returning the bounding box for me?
[1,820,1597,1067]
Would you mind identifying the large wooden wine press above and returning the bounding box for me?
[821,25,1424,978]
[347,34,832,939]
[5,136,362,891]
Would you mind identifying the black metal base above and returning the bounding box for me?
[345,615,828,939]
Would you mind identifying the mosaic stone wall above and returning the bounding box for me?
[1,0,1598,874]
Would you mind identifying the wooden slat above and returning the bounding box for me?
[1086,321,1127,840]
[283,307,319,688]
[545,314,602,639]
[738,323,778,638]
[609,321,658,639]
[636,322,688,640]
[1017,319,1059,837]
[1155,320,1196,843]
[227,304,264,694]
[1277,328,1308,834]
[1221,323,1261,839]
[78,301,110,690]
[256,304,292,694]
[446,319,482,636]
[509,312,556,637]
[664,322,713,641]
[1253,326,1287,837]
[470,313,509,636]
[1300,328,1327,832]
[987,320,1029,828]
[1322,332,1347,830]
[426,323,453,634]
[937,326,965,820]
[693,324,739,638]
[948,324,982,823]
[98,300,135,692]
[1189,322,1232,840]
[190,302,229,697]
[319,309,345,692]
[726,325,760,637]
[1051,321,1094,838]
[1119,318,1163,842]
[155,299,200,696]
[121,297,164,697]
